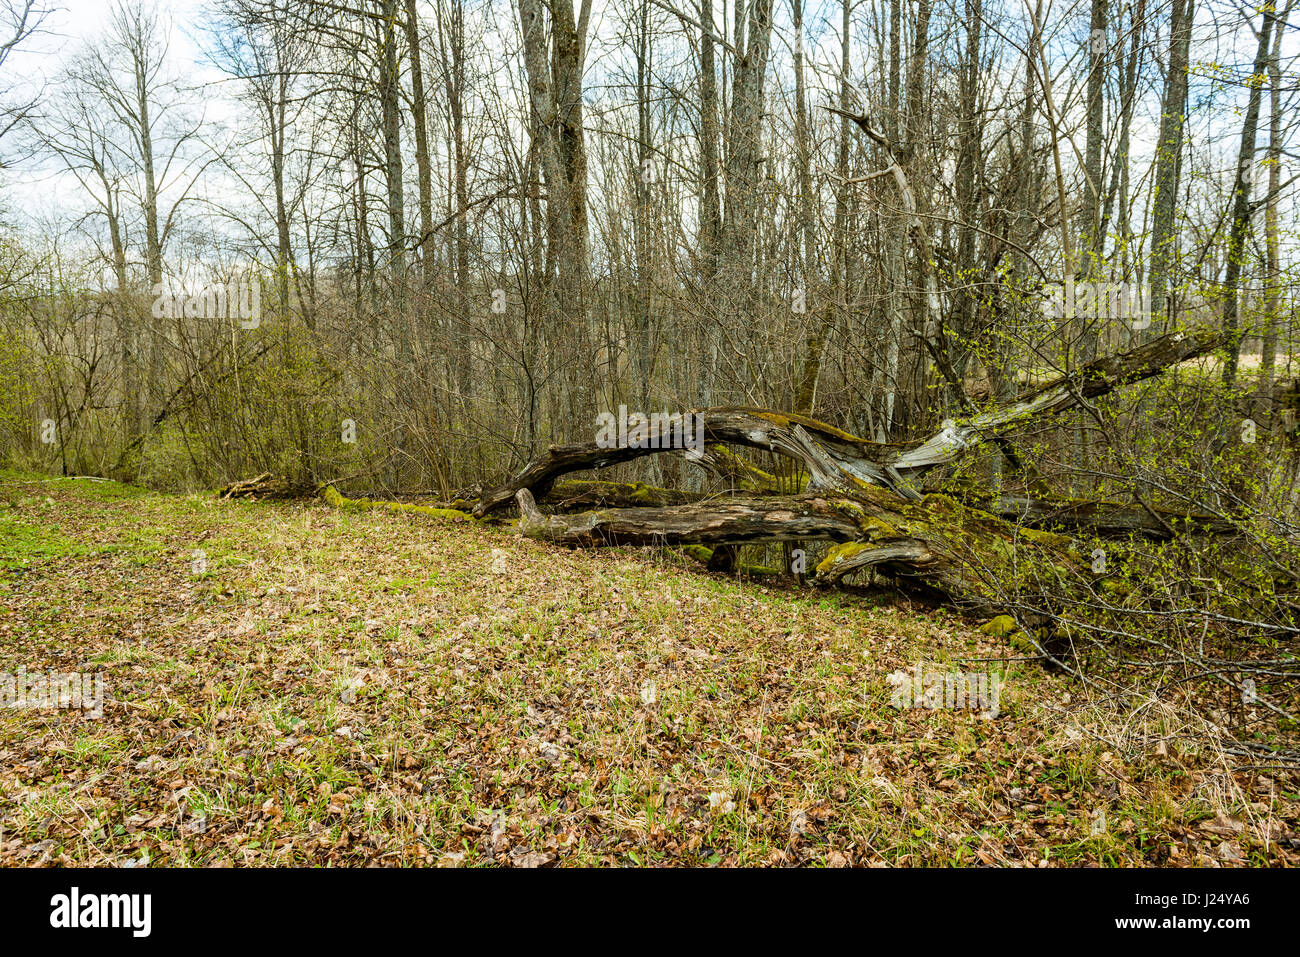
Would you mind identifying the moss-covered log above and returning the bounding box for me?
[951,491,1238,539]
[319,485,476,521]
[540,480,708,510]
[218,473,315,500]
[473,408,892,515]
[474,329,1227,515]
[515,487,1085,612]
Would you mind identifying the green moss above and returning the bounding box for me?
[628,483,655,504]
[318,485,475,522]
[979,614,1018,637]
[979,614,1050,654]
[980,614,1041,654]
[554,479,649,500]
[743,408,869,443]
[703,444,780,491]
[403,505,476,521]
[862,516,898,539]
[915,492,963,517]
[1009,630,1042,655]
[832,499,868,521]
[1020,526,1072,548]
[815,541,875,575]
[319,485,357,510]
[749,410,792,428]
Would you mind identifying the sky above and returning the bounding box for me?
[2,0,1295,264]
[4,0,229,223]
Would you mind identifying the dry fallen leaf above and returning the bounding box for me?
[790,808,809,839]
[1202,811,1245,836]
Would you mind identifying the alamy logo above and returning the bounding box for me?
[1041,279,1151,329]
[887,663,1001,718]
[151,280,261,328]
[49,887,151,937]
[1,666,103,718]
[595,406,705,456]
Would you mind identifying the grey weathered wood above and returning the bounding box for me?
[515,488,862,546]
[476,329,1226,515]
[514,487,1077,612]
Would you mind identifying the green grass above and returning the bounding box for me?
[0,469,1294,867]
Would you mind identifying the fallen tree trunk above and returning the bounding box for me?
[539,479,709,511]
[883,327,1227,480]
[489,329,1235,621]
[227,331,1235,627]
[475,328,1226,515]
[474,408,888,515]
[954,492,1239,539]
[516,486,1084,613]
[319,485,476,521]
[516,487,862,547]
[218,473,315,500]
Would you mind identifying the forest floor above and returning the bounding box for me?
[1,469,1296,867]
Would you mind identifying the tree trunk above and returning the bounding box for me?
[1221,6,1274,387]
[404,0,434,289]
[1256,2,1289,417]
[1149,0,1193,337]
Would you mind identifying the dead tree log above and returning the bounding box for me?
[884,329,1226,480]
[476,328,1226,515]
[218,473,315,500]
[319,485,475,521]
[477,328,1234,621]
[516,487,863,546]
[474,408,889,515]
[955,492,1238,539]
[539,480,708,510]
[516,486,1084,612]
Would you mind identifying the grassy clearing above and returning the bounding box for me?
[0,469,1295,867]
